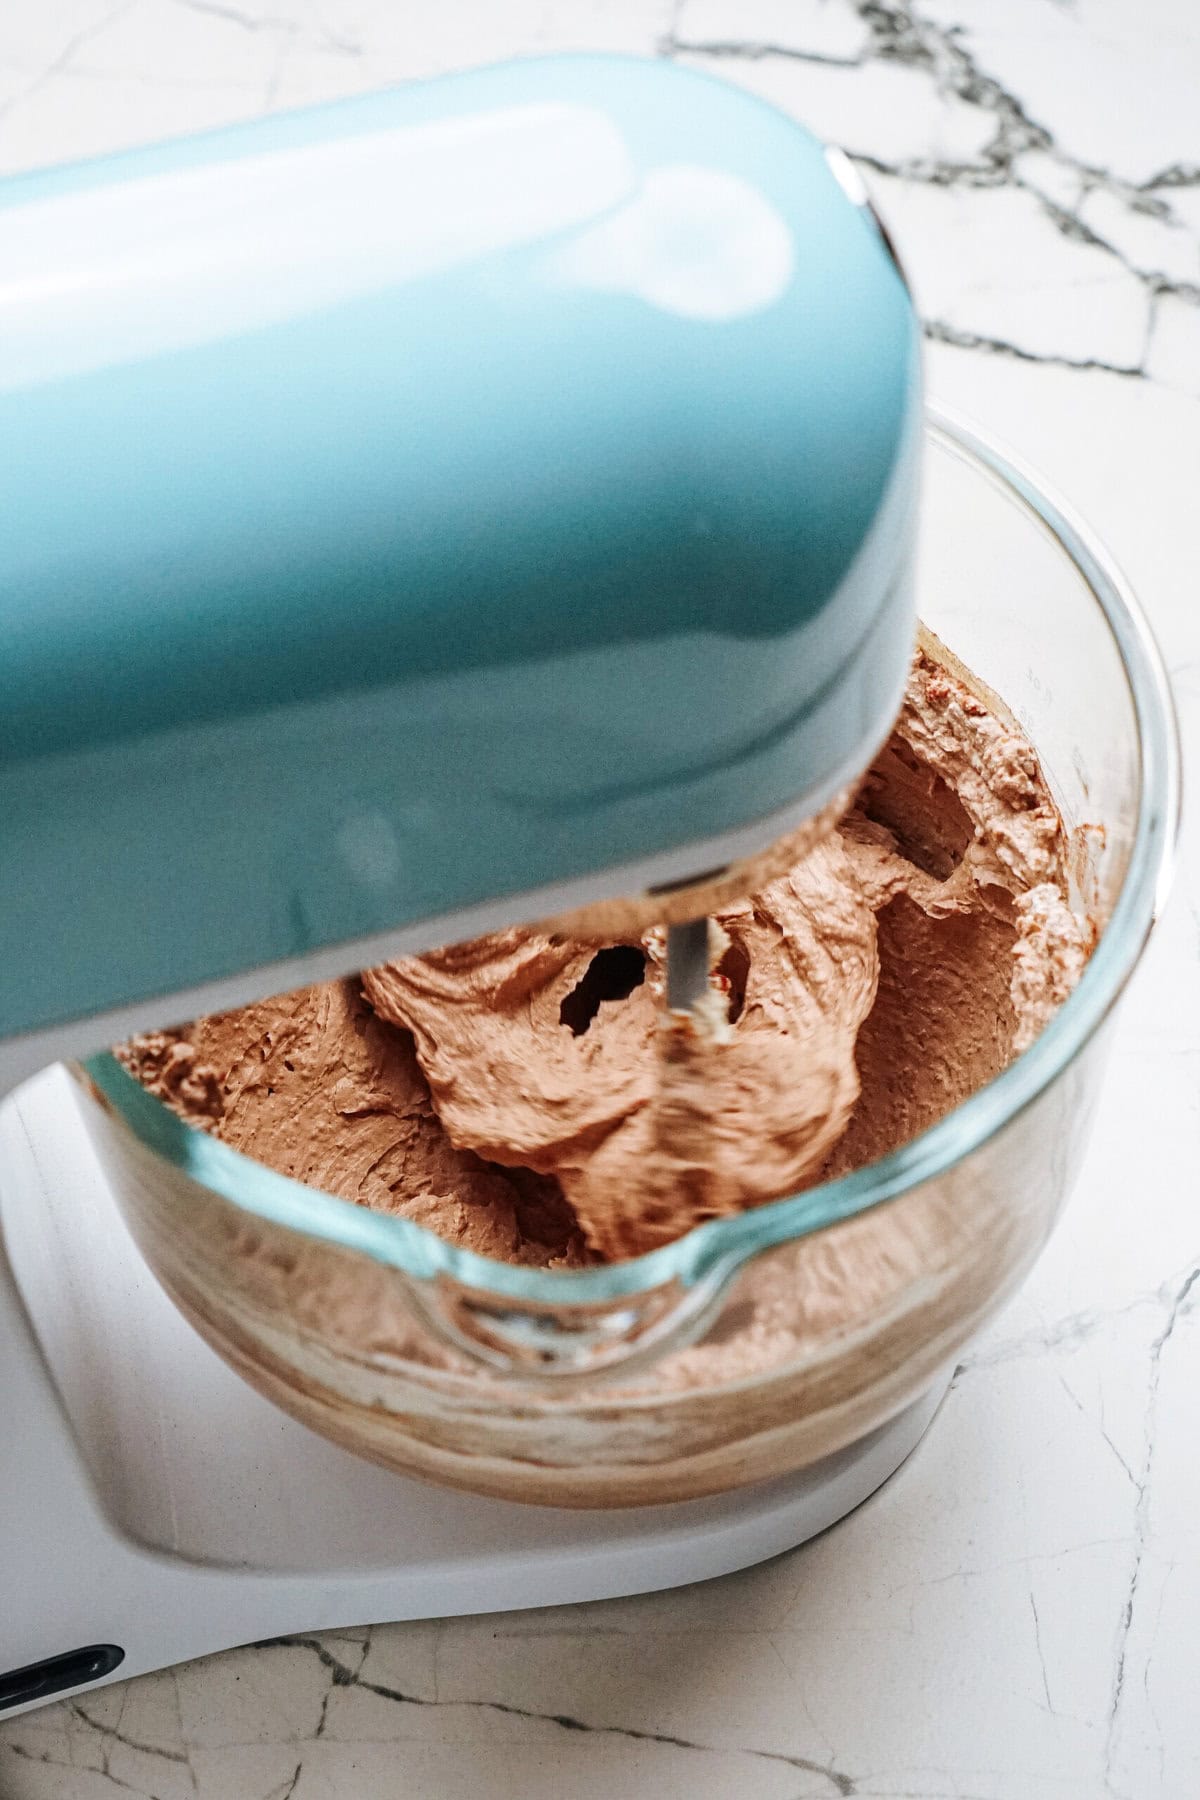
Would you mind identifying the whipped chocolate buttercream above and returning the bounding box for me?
[363,832,881,1259]
[118,640,1094,1265]
[119,980,586,1267]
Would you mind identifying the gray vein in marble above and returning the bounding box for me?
[263,37,291,110]
[0,0,137,125]
[63,1697,199,1799]
[885,1538,1129,1600]
[855,1788,1005,1800]
[953,1284,1168,1377]
[1056,1372,1140,1493]
[1029,1592,1054,1714]
[5,1743,51,1768]
[1149,164,1200,188]
[855,1791,995,1799]
[923,319,1143,379]
[170,0,362,60]
[68,1700,191,1768]
[256,1633,860,1795]
[666,0,1200,380]
[659,32,863,70]
[313,1635,368,1739]
[1104,1265,1200,1797]
[173,0,278,31]
[0,1700,195,1800]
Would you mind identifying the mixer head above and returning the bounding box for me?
[0,55,920,1090]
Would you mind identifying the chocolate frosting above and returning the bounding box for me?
[119,641,1093,1265]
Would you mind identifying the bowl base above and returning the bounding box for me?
[2,1066,950,1718]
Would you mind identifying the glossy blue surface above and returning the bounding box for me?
[0,55,919,1038]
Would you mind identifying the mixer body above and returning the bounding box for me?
[0,55,919,1077]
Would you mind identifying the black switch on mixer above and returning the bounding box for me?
[0,1644,125,1712]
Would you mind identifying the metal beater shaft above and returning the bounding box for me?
[665,918,711,1013]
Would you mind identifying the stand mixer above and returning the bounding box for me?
[0,56,922,1717]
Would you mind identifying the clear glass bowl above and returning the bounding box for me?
[76,406,1180,1507]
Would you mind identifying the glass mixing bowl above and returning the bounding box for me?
[75,407,1179,1507]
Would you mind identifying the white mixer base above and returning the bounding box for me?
[0,1067,949,1720]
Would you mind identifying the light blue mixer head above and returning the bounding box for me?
[0,55,920,1077]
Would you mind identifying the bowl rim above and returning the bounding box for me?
[83,402,1182,1314]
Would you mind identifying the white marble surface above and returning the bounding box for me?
[2,3,1198,1796]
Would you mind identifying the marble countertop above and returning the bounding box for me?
[2,3,1198,1796]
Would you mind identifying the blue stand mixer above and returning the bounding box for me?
[0,56,921,1718]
